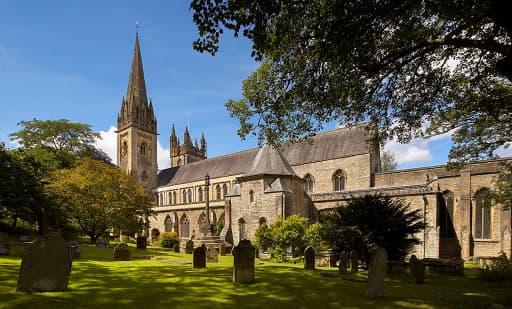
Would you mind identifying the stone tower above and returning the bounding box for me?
[117,32,157,194]
[170,125,207,167]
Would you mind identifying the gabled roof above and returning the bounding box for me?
[244,143,295,177]
[264,178,293,193]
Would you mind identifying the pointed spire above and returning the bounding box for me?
[200,132,207,156]
[170,124,177,156]
[126,32,148,112]
[184,126,192,146]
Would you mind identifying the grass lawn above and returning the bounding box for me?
[1,237,511,309]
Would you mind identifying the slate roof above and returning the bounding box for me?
[264,178,293,193]
[244,143,296,177]
[157,125,370,187]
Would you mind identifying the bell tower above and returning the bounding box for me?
[117,32,158,194]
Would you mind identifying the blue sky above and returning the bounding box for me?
[1,1,495,170]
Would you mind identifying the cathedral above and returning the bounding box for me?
[117,33,512,260]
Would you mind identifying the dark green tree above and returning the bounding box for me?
[191,0,512,163]
[381,151,398,172]
[321,195,424,262]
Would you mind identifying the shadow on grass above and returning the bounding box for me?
[1,241,512,308]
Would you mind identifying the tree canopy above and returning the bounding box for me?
[191,0,512,163]
[381,151,398,172]
[47,158,154,242]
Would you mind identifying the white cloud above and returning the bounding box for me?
[95,125,171,169]
[495,143,512,158]
[384,139,433,165]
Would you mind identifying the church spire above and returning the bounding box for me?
[126,32,148,108]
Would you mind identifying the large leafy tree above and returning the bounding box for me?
[321,195,424,262]
[191,0,512,163]
[381,151,398,172]
[10,118,102,170]
[47,158,154,243]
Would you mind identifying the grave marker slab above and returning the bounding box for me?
[207,245,219,263]
[338,252,349,274]
[96,238,110,248]
[68,241,81,259]
[304,246,315,270]
[185,240,194,254]
[193,244,207,269]
[136,236,147,249]
[365,247,387,299]
[410,254,425,284]
[233,239,255,284]
[113,243,130,261]
[173,243,180,253]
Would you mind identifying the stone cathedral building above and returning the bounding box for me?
[117,33,511,260]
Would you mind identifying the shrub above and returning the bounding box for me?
[160,231,179,249]
[303,223,328,251]
[479,253,512,282]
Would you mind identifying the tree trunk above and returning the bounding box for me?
[11,215,18,228]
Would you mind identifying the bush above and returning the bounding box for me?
[479,253,512,282]
[303,223,328,251]
[160,231,179,249]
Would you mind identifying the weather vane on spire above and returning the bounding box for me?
[136,21,139,33]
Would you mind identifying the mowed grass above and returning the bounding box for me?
[1,238,512,309]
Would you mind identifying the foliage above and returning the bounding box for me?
[47,158,154,243]
[381,151,398,172]
[254,223,273,251]
[478,253,512,282]
[10,118,102,170]
[493,162,512,210]
[160,231,179,249]
[213,220,224,236]
[303,223,328,252]
[192,1,512,164]
[321,195,424,262]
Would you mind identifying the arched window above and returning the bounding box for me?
[181,215,190,238]
[216,184,221,200]
[304,174,314,193]
[140,142,147,155]
[333,170,345,191]
[172,191,177,205]
[188,189,193,203]
[223,183,228,199]
[182,190,187,204]
[168,192,172,205]
[475,188,492,239]
[238,218,246,241]
[259,217,267,226]
[164,216,173,232]
[439,190,455,238]
[249,190,254,203]
[198,212,207,233]
[198,187,203,202]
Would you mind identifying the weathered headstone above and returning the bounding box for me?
[193,244,207,269]
[68,241,81,259]
[207,245,219,263]
[410,254,425,284]
[113,243,130,261]
[233,239,255,284]
[173,243,180,253]
[365,247,387,299]
[0,233,10,255]
[17,232,72,292]
[338,251,349,274]
[304,246,315,270]
[220,243,226,256]
[96,238,110,248]
[350,249,359,273]
[136,236,147,249]
[185,240,194,254]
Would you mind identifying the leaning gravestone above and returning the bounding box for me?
[68,241,81,259]
[185,240,194,254]
[207,245,219,263]
[113,243,131,261]
[233,239,255,284]
[96,238,110,248]
[0,233,10,255]
[350,249,359,273]
[365,247,388,299]
[338,251,349,274]
[136,236,147,249]
[304,246,315,270]
[173,243,180,253]
[17,232,72,292]
[193,244,207,269]
[410,254,425,284]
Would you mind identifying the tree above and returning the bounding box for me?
[191,1,512,163]
[10,119,101,170]
[494,162,512,210]
[47,158,154,243]
[321,195,424,262]
[381,151,398,172]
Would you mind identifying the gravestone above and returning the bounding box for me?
[338,251,349,274]
[136,236,147,249]
[96,238,110,248]
[410,255,425,284]
[193,244,207,269]
[173,243,180,253]
[185,240,194,254]
[17,232,73,292]
[68,241,81,259]
[113,243,130,261]
[365,247,387,299]
[350,250,359,273]
[207,245,219,263]
[304,246,315,270]
[0,233,10,255]
[220,243,226,256]
[233,239,255,284]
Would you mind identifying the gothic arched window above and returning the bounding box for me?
[216,184,221,200]
[180,215,190,238]
[440,190,455,238]
[238,218,246,241]
[475,188,492,239]
[140,141,147,155]
[164,216,172,232]
[223,183,228,199]
[249,190,254,203]
[304,174,314,193]
[182,190,187,204]
[198,187,203,202]
[172,191,177,205]
[188,189,193,203]
[333,170,345,191]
